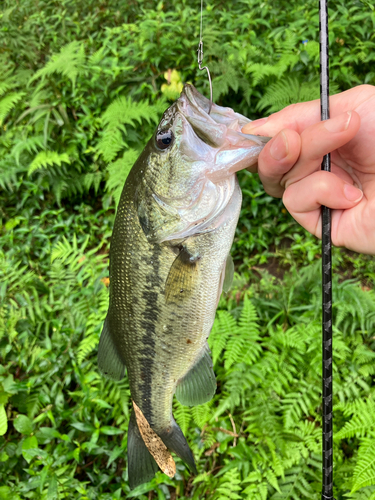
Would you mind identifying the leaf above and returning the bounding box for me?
[100,426,123,435]
[28,151,70,176]
[105,150,139,207]
[21,435,38,462]
[107,446,124,467]
[13,414,33,435]
[0,92,25,125]
[29,41,85,88]
[47,475,58,500]
[0,486,11,500]
[70,422,95,432]
[0,405,7,436]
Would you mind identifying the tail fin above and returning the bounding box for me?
[127,411,159,489]
[159,419,197,475]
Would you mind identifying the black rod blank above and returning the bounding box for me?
[319,1,334,498]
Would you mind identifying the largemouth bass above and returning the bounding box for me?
[98,84,268,488]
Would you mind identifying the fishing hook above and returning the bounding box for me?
[197,2,213,114]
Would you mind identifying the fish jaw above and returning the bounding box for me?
[177,84,270,182]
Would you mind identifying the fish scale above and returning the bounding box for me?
[98,84,269,488]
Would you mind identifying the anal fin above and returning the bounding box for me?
[97,317,126,380]
[175,344,216,406]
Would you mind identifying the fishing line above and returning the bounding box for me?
[197,0,213,114]
[319,1,335,498]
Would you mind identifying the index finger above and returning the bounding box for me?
[242,84,375,136]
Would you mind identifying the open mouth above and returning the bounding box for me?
[178,84,270,181]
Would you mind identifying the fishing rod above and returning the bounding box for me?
[319,1,335,498]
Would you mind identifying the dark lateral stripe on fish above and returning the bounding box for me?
[138,245,162,425]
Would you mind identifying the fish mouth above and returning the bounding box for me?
[177,84,270,181]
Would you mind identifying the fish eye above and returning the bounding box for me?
[156,129,174,150]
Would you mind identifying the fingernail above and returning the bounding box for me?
[270,131,288,161]
[243,117,268,133]
[324,111,352,133]
[344,183,363,202]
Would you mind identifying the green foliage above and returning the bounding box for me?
[30,41,86,89]
[1,0,375,498]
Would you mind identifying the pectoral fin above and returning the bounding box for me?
[175,344,216,406]
[165,247,200,304]
[97,317,126,380]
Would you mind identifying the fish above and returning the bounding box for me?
[97,84,269,489]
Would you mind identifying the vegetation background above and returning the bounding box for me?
[1,0,375,498]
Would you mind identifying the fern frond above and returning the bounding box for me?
[208,310,237,366]
[77,332,99,365]
[191,403,213,429]
[83,170,103,194]
[0,156,26,189]
[97,127,125,163]
[29,41,85,88]
[11,135,44,165]
[0,92,25,125]
[0,79,13,97]
[335,399,375,440]
[352,438,375,492]
[271,457,319,499]
[77,286,108,364]
[247,62,283,86]
[28,151,70,176]
[105,150,139,206]
[214,467,242,500]
[225,297,261,369]
[173,400,191,436]
[101,96,160,130]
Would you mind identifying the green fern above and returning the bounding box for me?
[213,467,242,500]
[0,92,25,125]
[233,296,262,366]
[173,400,191,436]
[271,455,320,499]
[97,97,162,163]
[352,438,375,493]
[28,151,70,176]
[77,287,108,364]
[29,41,85,88]
[191,403,213,430]
[0,156,25,189]
[106,150,139,206]
[208,310,237,366]
[282,381,321,429]
[335,398,375,440]
[11,135,44,165]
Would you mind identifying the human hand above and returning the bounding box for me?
[242,84,375,255]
